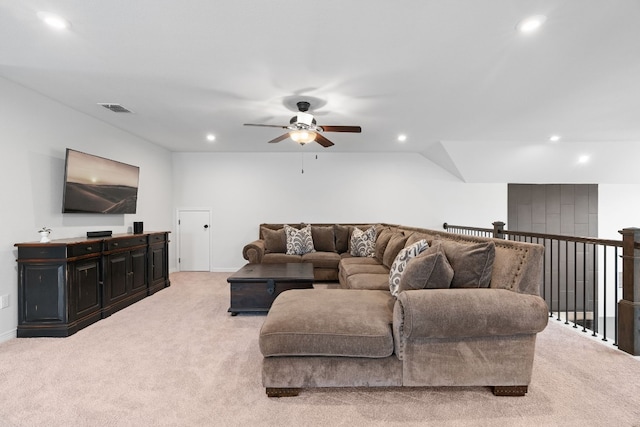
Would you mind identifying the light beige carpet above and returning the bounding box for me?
[0,272,639,427]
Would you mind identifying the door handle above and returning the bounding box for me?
[204,224,209,229]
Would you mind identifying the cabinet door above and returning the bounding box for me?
[104,253,129,305]
[71,259,101,320]
[130,248,147,294]
[150,245,165,282]
[20,263,66,323]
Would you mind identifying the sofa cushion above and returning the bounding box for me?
[341,263,389,277]
[405,232,431,247]
[350,226,377,257]
[339,256,381,266]
[345,273,391,290]
[375,227,394,262]
[263,253,302,263]
[262,227,286,253]
[311,225,336,253]
[285,224,315,255]
[334,224,351,253]
[302,251,341,269]
[389,239,429,296]
[382,232,409,268]
[398,241,454,292]
[259,289,395,358]
[440,240,496,288]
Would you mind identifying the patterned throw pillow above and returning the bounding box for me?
[389,239,429,296]
[350,226,377,257]
[284,224,315,255]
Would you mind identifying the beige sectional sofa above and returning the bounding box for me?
[242,223,376,281]
[243,223,549,397]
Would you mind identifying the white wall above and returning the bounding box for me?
[0,77,174,342]
[599,184,640,240]
[172,152,508,271]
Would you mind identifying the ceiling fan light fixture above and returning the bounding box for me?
[290,130,317,144]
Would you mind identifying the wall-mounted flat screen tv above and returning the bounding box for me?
[62,148,139,214]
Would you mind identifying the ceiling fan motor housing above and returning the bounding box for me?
[290,114,316,127]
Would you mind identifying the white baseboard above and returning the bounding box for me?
[0,328,17,344]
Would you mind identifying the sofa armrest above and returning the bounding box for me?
[243,239,265,263]
[394,288,548,342]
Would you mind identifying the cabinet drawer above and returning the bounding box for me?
[67,242,102,257]
[106,236,147,251]
[17,246,67,260]
[148,233,166,244]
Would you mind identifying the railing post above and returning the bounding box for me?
[618,228,640,355]
[492,221,506,239]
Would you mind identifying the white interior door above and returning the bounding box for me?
[178,209,211,271]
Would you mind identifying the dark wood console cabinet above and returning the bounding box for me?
[15,232,170,338]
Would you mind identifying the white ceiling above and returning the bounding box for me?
[2,1,640,183]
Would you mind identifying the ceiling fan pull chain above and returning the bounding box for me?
[301,152,304,174]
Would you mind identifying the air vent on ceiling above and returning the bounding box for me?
[98,103,133,113]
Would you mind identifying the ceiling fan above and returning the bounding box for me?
[244,101,362,147]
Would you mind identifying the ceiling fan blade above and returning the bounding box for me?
[244,123,289,129]
[315,133,335,147]
[267,133,290,144]
[320,125,362,133]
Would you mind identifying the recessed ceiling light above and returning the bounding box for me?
[206,134,216,142]
[397,134,407,142]
[516,15,547,34]
[578,154,590,164]
[549,135,561,142]
[37,12,71,30]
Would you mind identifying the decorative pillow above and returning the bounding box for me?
[311,225,336,252]
[350,226,377,257]
[262,227,286,253]
[389,239,429,296]
[284,224,315,255]
[382,232,409,268]
[397,242,454,292]
[440,240,496,288]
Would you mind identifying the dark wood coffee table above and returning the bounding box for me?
[227,263,314,315]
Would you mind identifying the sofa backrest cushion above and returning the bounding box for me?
[262,227,286,253]
[440,240,495,288]
[334,225,351,253]
[383,232,409,268]
[398,241,454,292]
[311,225,336,252]
[405,232,431,247]
[375,227,394,262]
